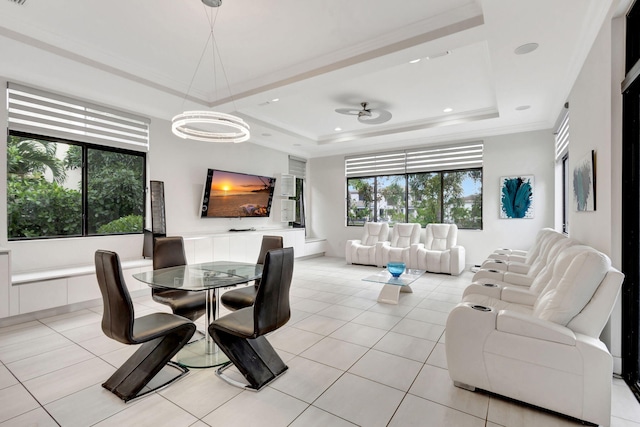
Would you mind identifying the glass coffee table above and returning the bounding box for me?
[362,268,426,304]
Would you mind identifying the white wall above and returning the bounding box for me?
[308,129,556,266]
[564,7,623,371]
[0,94,292,273]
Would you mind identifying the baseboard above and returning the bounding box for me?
[614,356,622,375]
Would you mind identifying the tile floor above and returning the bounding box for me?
[1,256,640,426]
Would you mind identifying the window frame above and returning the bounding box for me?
[7,130,147,241]
[346,166,483,230]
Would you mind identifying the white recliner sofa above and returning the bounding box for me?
[472,231,569,286]
[411,223,465,275]
[345,222,389,266]
[488,227,555,262]
[446,245,624,426]
[482,228,561,274]
[380,223,421,267]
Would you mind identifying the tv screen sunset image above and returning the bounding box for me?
[205,170,275,217]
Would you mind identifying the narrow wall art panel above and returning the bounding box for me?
[499,175,534,219]
[573,150,596,211]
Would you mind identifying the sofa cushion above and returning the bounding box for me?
[533,246,610,326]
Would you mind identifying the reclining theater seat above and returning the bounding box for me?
[482,228,564,274]
[462,238,579,306]
[380,223,421,267]
[345,222,389,266]
[488,227,556,261]
[411,223,465,275]
[446,245,624,426]
[472,231,569,287]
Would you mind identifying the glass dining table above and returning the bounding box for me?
[133,261,262,368]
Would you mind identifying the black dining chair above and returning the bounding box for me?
[220,235,283,311]
[94,250,195,402]
[152,236,207,321]
[209,247,294,391]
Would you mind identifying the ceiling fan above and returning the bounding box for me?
[335,102,392,125]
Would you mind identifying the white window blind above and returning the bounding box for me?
[406,142,483,173]
[555,110,569,161]
[7,82,150,152]
[345,141,483,178]
[288,155,307,179]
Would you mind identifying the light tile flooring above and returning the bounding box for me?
[1,256,640,426]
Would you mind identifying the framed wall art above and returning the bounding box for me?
[573,150,596,212]
[499,175,534,219]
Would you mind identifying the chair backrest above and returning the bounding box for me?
[424,223,457,251]
[95,250,135,345]
[389,223,421,248]
[257,235,284,264]
[361,222,389,246]
[525,232,569,278]
[253,247,294,337]
[533,245,611,332]
[528,237,578,294]
[523,228,557,264]
[153,236,187,270]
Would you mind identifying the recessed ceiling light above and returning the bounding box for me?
[334,127,342,131]
[443,107,453,113]
[409,58,421,64]
[426,50,451,60]
[515,105,531,111]
[514,43,539,55]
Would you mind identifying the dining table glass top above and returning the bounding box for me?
[133,261,263,291]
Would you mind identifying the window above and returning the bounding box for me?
[346,142,483,229]
[7,132,145,240]
[6,83,149,240]
[288,156,307,228]
[555,106,570,233]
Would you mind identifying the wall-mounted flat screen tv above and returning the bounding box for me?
[201,169,276,218]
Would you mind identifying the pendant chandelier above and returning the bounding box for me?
[171,0,250,143]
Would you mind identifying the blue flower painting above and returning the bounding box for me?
[500,176,534,219]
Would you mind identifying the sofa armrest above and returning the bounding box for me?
[496,310,576,345]
[409,243,424,269]
[502,272,533,287]
[472,268,504,282]
[345,239,362,263]
[500,287,538,306]
[462,282,502,299]
[481,260,508,271]
[508,254,527,263]
[487,253,509,261]
[450,245,465,275]
[375,241,389,267]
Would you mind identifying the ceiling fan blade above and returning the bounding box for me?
[358,109,392,125]
[335,108,361,115]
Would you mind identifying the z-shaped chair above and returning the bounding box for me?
[380,223,421,267]
[95,250,195,402]
[446,245,624,426]
[152,236,206,322]
[345,222,389,266]
[210,247,294,391]
[220,235,284,311]
[411,223,465,275]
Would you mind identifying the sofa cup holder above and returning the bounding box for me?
[470,304,492,312]
[488,269,500,273]
[482,283,498,287]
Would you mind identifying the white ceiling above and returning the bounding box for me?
[0,0,615,158]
